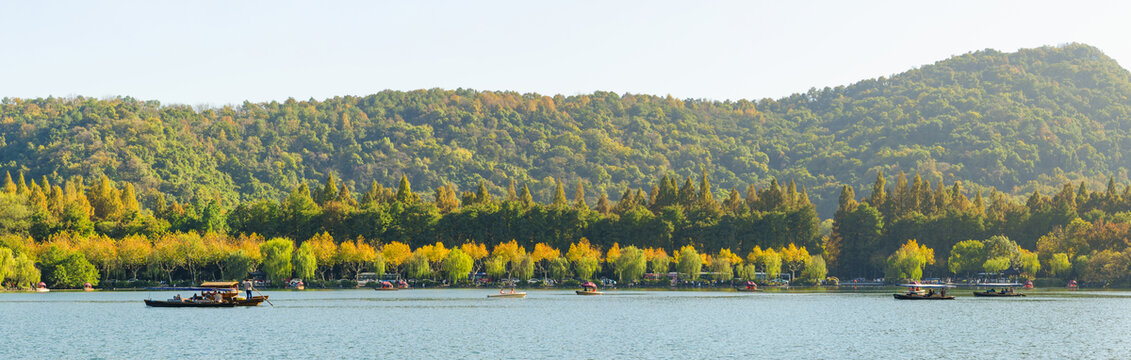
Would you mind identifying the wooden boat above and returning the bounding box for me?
[144,298,237,308]
[233,295,270,306]
[972,283,1025,297]
[144,281,269,307]
[893,283,954,300]
[576,281,604,295]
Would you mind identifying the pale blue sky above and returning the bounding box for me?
[2,0,1128,106]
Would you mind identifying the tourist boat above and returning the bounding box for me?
[375,281,398,291]
[1067,280,1078,290]
[736,281,761,292]
[893,283,954,300]
[144,281,269,307]
[576,281,604,295]
[487,288,527,298]
[83,282,94,291]
[972,283,1025,297]
[35,282,49,292]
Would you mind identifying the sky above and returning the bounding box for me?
[2,0,1129,106]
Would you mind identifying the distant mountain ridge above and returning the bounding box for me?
[1,43,1129,216]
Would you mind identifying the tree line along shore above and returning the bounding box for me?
[0,169,1128,289]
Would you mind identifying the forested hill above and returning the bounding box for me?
[1,43,1130,216]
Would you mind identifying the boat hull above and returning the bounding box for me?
[234,296,268,306]
[893,293,955,300]
[972,292,1025,297]
[575,290,604,295]
[736,288,762,292]
[144,299,237,308]
[487,293,527,298]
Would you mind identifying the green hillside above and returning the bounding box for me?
[1,43,1129,216]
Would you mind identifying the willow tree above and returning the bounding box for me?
[676,245,702,281]
[613,245,647,283]
[260,238,294,285]
[293,242,317,280]
[443,249,473,284]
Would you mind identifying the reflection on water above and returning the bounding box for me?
[1,288,1129,359]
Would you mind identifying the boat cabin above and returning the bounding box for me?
[894,283,955,300]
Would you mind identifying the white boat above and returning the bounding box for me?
[35,282,49,293]
[488,288,526,298]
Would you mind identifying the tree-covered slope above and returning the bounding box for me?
[1,43,1129,216]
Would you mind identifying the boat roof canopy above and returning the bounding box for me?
[899,284,955,288]
[975,283,1022,287]
[200,281,239,288]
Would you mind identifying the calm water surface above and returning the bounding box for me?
[1,288,1129,359]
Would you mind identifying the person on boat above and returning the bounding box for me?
[242,279,254,299]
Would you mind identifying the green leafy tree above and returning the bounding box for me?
[224,250,256,281]
[982,257,1011,275]
[443,249,473,284]
[1048,253,1072,278]
[676,246,702,281]
[709,256,733,282]
[801,255,828,285]
[260,238,294,285]
[613,245,647,283]
[548,257,571,280]
[512,254,535,283]
[405,252,431,280]
[486,255,508,280]
[293,242,317,280]
[884,239,935,281]
[572,256,599,281]
[51,253,99,288]
[947,240,986,277]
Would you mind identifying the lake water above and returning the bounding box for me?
[1,288,1129,359]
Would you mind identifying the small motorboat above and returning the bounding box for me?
[576,281,603,295]
[35,282,49,293]
[488,288,526,298]
[736,281,762,292]
[893,283,954,300]
[83,283,94,292]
